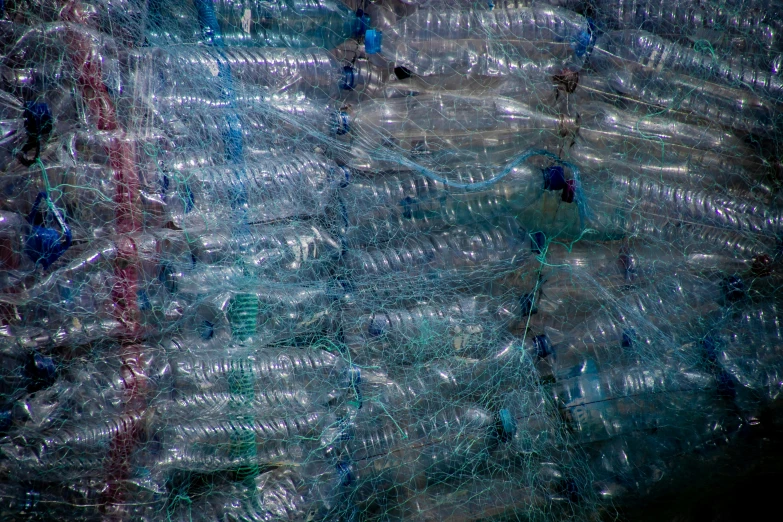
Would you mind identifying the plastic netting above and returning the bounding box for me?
[0,0,782,520]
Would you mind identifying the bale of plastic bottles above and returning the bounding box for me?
[0,0,782,520]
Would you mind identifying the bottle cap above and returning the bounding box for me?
[331,111,350,135]
[365,29,382,55]
[24,192,72,269]
[533,334,552,359]
[340,65,356,91]
[543,165,567,192]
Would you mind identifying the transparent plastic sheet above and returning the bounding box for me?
[0,0,781,521]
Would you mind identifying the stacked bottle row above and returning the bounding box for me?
[0,0,782,521]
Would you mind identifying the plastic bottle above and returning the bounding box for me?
[167,343,344,396]
[133,45,349,102]
[567,140,777,203]
[587,0,781,55]
[340,163,550,245]
[551,363,720,443]
[381,5,593,77]
[211,0,365,49]
[339,93,576,171]
[179,283,339,344]
[705,303,783,419]
[603,68,781,137]
[342,294,525,363]
[163,467,339,522]
[173,222,340,283]
[339,219,534,293]
[590,29,783,101]
[346,405,495,485]
[0,410,148,481]
[576,100,757,163]
[157,153,345,229]
[150,410,333,474]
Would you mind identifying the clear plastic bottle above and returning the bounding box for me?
[576,100,757,163]
[158,153,345,228]
[342,294,525,363]
[173,222,340,284]
[212,0,364,49]
[588,0,781,55]
[339,219,534,293]
[340,93,576,170]
[381,5,593,77]
[339,163,546,245]
[166,343,343,396]
[178,283,340,344]
[591,29,783,101]
[551,363,720,443]
[603,68,781,137]
[133,45,348,102]
[705,303,783,419]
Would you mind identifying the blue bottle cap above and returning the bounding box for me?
[530,231,546,254]
[340,65,356,91]
[355,10,371,37]
[332,111,350,135]
[365,29,382,55]
[23,102,53,138]
[722,275,746,302]
[24,192,72,270]
[336,460,354,487]
[533,334,552,359]
[542,165,567,192]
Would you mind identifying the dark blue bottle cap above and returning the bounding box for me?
[23,102,53,138]
[499,408,516,438]
[29,352,56,381]
[346,365,361,387]
[355,10,371,36]
[519,292,537,317]
[367,314,387,337]
[399,196,416,219]
[722,275,746,302]
[336,460,354,487]
[340,65,356,91]
[24,192,72,270]
[621,329,635,348]
[365,29,382,55]
[332,111,350,135]
[531,231,546,254]
[542,165,567,192]
[533,334,552,359]
[573,19,596,58]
